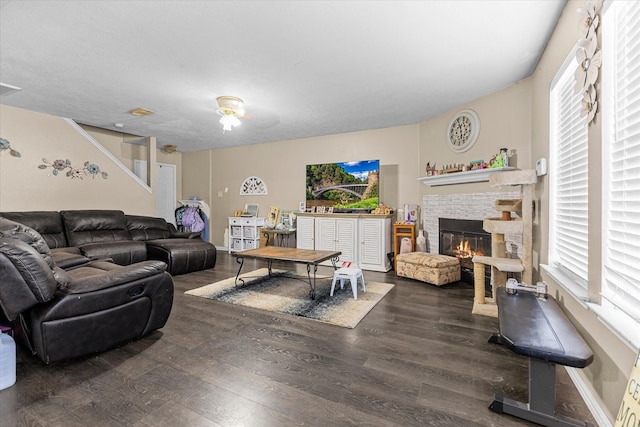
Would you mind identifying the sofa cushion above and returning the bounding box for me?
[61,259,168,294]
[126,215,173,240]
[146,238,216,275]
[51,250,91,270]
[79,241,148,266]
[0,211,68,249]
[61,210,131,247]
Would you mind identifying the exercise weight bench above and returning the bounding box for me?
[489,287,594,427]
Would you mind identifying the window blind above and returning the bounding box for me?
[549,50,589,286]
[602,0,640,321]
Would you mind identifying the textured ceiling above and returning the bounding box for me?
[0,0,566,152]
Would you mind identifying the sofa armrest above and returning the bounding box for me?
[0,237,60,319]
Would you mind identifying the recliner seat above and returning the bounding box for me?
[0,218,174,363]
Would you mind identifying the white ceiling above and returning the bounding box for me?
[0,0,566,152]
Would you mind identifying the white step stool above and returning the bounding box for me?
[330,267,366,299]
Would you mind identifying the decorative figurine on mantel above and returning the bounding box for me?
[425,162,436,176]
[489,148,509,168]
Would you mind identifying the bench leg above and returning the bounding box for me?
[530,358,556,415]
[489,358,593,427]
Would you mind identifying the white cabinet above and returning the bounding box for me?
[296,216,315,250]
[315,217,357,265]
[297,214,391,272]
[359,217,392,271]
[228,217,265,253]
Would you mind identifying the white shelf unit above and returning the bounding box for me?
[296,213,392,272]
[228,217,266,253]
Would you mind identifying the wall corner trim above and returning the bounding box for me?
[63,118,152,193]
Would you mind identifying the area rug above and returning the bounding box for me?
[185,268,394,328]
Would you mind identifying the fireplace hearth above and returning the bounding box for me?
[439,218,491,293]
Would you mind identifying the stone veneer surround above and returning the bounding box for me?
[422,191,522,258]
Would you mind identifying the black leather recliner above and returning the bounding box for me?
[0,218,174,363]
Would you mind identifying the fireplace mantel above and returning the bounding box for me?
[418,166,515,187]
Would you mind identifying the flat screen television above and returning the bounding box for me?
[306,159,379,212]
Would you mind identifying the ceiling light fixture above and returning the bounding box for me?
[216,96,244,133]
[162,144,177,154]
[129,107,154,116]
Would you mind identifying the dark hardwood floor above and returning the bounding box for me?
[0,252,597,426]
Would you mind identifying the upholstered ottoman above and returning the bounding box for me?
[395,252,460,286]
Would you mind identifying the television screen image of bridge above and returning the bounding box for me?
[306,159,379,210]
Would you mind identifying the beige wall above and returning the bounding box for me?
[418,77,533,197]
[182,124,421,247]
[0,104,156,214]
[532,0,630,418]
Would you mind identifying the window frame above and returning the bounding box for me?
[596,0,640,347]
[548,45,590,296]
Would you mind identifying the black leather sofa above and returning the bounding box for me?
[0,210,216,275]
[0,218,174,363]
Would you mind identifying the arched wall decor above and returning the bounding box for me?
[575,0,602,125]
[240,176,268,195]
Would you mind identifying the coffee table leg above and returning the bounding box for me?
[267,259,273,277]
[235,256,245,286]
[331,256,339,269]
[306,263,317,299]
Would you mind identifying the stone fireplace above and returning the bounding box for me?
[422,191,522,285]
[439,218,491,289]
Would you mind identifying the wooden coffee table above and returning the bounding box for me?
[232,247,341,299]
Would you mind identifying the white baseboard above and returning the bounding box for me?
[565,366,614,427]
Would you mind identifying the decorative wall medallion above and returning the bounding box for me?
[38,158,108,179]
[447,109,480,153]
[575,0,602,125]
[240,176,267,195]
[0,138,21,157]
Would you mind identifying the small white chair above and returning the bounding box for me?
[330,267,366,299]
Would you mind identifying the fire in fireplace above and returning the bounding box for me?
[439,218,491,292]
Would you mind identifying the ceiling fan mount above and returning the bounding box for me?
[216,96,245,132]
[216,96,244,117]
